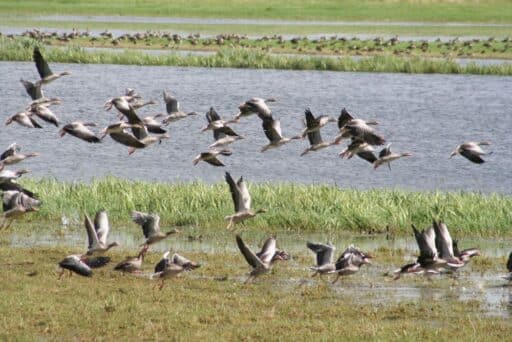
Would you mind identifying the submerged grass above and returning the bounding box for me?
[16,177,512,237]
[0,246,510,340]
[2,37,512,75]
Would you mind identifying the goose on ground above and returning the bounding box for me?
[132,211,180,247]
[307,242,336,277]
[394,225,447,280]
[114,245,149,273]
[84,210,120,256]
[300,109,336,156]
[5,111,42,129]
[373,144,413,170]
[193,149,232,167]
[152,251,201,289]
[20,78,43,101]
[450,141,492,164]
[300,108,336,138]
[224,172,267,229]
[338,138,377,164]
[161,90,198,123]
[1,190,40,229]
[59,122,101,143]
[335,108,383,145]
[236,235,286,283]
[33,47,71,84]
[260,117,301,152]
[235,97,276,121]
[331,245,372,284]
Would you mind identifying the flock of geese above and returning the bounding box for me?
[1,47,509,288]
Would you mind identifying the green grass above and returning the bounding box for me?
[1,0,512,23]
[0,245,510,340]
[3,37,512,75]
[13,177,512,237]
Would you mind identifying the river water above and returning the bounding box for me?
[1,61,511,193]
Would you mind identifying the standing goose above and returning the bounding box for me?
[300,109,336,156]
[224,172,267,229]
[450,141,492,164]
[59,122,101,143]
[236,235,286,283]
[331,245,372,284]
[132,211,180,247]
[335,108,383,145]
[114,245,149,273]
[394,225,447,280]
[307,242,336,277]
[84,210,120,256]
[5,111,42,129]
[300,109,336,138]
[33,47,71,84]
[373,144,413,170]
[193,149,232,167]
[152,251,201,289]
[1,190,40,229]
[161,90,198,123]
[260,117,301,152]
[235,97,276,121]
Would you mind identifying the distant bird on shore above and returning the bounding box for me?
[450,141,492,164]
[152,251,201,289]
[59,122,101,143]
[224,172,267,229]
[33,47,71,85]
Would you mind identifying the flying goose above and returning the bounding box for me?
[235,97,276,121]
[0,169,31,184]
[20,78,43,101]
[450,141,492,164]
[224,172,267,229]
[100,122,168,154]
[300,109,336,138]
[338,138,377,164]
[132,211,180,247]
[201,107,239,133]
[161,90,198,123]
[300,109,336,156]
[28,102,60,127]
[260,117,301,152]
[106,97,148,140]
[193,149,232,167]
[307,242,336,277]
[331,245,372,284]
[236,235,286,283]
[33,47,71,84]
[142,115,167,134]
[59,122,101,143]
[84,210,120,256]
[373,144,413,170]
[394,225,447,280]
[5,111,42,129]
[335,108,383,145]
[114,245,149,273]
[0,143,39,166]
[152,251,201,289]
[1,190,40,229]
[452,239,481,266]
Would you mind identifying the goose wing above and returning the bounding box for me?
[433,220,455,259]
[338,108,354,129]
[307,129,323,146]
[33,47,53,79]
[307,242,335,266]
[379,144,392,158]
[236,235,264,268]
[154,251,170,273]
[460,149,485,164]
[64,123,100,143]
[413,225,438,260]
[257,236,277,264]
[109,132,146,148]
[20,79,42,100]
[225,172,243,212]
[357,151,377,163]
[1,143,18,161]
[119,106,148,140]
[171,253,200,269]
[84,214,100,250]
[237,176,251,211]
[262,118,283,143]
[59,255,92,277]
[304,108,318,128]
[132,211,161,238]
[204,156,225,167]
[334,246,356,270]
[206,107,221,122]
[163,91,179,113]
[94,210,110,246]
[507,252,512,273]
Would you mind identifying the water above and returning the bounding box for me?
[1,61,511,193]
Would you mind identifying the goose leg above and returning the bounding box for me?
[159,279,165,290]
[388,163,391,171]
[332,274,341,284]
[58,269,65,280]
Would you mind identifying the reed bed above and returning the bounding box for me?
[1,37,512,75]
[17,177,512,236]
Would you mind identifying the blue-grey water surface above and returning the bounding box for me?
[1,61,511,193]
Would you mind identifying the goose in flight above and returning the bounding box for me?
[132,211,180,247]
[193,149,232,167]
[224,172,267,229]
[152,251,201,289]
[235,97,276,121]
[394,225,447,280]
[450,141,492,164]
[307,242,336,277]
[28,102,60,127]
[331,245,372,284]
[84,210,120,256]
[1,190,40,229]
[338,138,377,164]
[0,143,39,166]
[20,78,43,101]
[59,122,101,143]
[0,169,31,184]
[114,245,149,273]
[300,109,336,156]
[100,122,169,154]
[161,90,198,123]
[33,47,71,84]
[5,111,42,129]
[335,108,384,145]
[201,107,239,132]
[105,97,148,140]
[373,144,413,170]
[236,235,287,283]
[300,108,336,138]
[261,117,301,152]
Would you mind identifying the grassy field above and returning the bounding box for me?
[1,0,512,23]
[2,37,512,75]
[0,245,510,340]
[11,177,512,237]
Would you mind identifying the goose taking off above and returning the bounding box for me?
[84,210,120,256]
[335,108,384,145]
[300,108,336,138]
[114,245,149,273]
[450,141,492,164]
[132,211,180,247]
[161,90,198,123]
[1,190,40,229]
[152,251,201,289]
[33,47,71,84]
[5,111,42,129]
[394,225,447,280]
[373,144,413,170]
[235,97,276,121]
[331,245,372,284]
[307,242,336,277]
[236,235,287,283]
[193,149,232,167]
[301,109,336,156]
[260,117,301,152]
[0,143,39,166]
[224,172,267,229]
[59,122,101,143]
[58,254,111,278]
